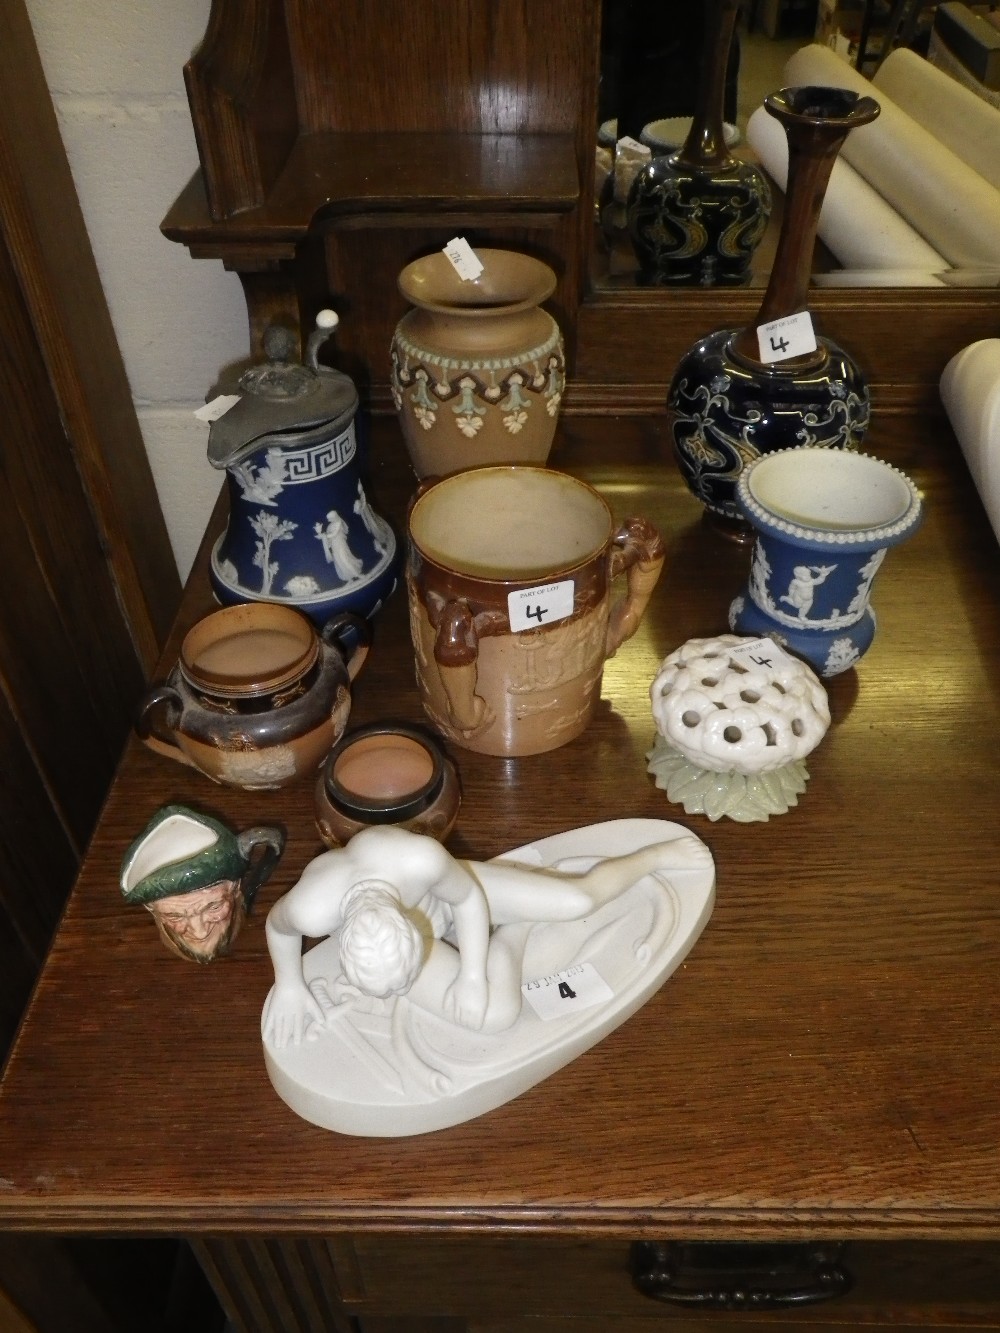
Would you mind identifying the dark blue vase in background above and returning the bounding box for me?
[626,0,771,287]
[667,85,881,538]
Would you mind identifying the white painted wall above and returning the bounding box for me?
[24,0,251,581]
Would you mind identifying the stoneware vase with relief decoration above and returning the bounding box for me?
[626,0,771,287]
[390,248,565,478]
[667,85,881,538]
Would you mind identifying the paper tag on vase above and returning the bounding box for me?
[443,236,485,281]
[756,311,818,364]
[195,394,241,422]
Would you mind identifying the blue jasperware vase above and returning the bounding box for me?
[208,312,399,628]
[729,446,922,677]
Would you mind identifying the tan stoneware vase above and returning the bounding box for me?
[135,603,369,789]
[407,466,665,757]
[390,249,565,478]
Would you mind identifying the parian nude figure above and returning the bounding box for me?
[262,825,713,1046]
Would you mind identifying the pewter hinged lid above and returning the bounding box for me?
[207,310,359,470]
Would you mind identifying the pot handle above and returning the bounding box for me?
[432,599,492,736]
[605,516,666,658]
[236,825,286,910]
[134,685,197,770]
[320,612,371,682]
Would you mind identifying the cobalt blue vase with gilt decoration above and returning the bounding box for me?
[626,0,771,287]
[207,312,399,628]
[667,85,881,537]
[669,337,871,525]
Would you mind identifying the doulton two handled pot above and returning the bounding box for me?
[406,466,666,757]
[207,311,399,626]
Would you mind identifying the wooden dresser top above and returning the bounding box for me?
[0,415,996,1240]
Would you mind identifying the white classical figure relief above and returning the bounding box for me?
[749,542,772,608]
[779,563,836,619]
[353,483,393,556]
[261,821,715,1137]
[846,549,886,617]
[314,509,364,581]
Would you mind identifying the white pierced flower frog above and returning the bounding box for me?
[647,634,830,822]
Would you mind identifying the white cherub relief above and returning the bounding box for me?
[779,563,836,619]
[261,825,713,1045]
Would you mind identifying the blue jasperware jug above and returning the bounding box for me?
[207,311,398,627]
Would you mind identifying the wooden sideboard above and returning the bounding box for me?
[0,413,997,1332]
[161,0,1000,422]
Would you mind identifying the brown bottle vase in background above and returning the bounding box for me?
[667,84,881,537]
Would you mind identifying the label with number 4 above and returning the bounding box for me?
[507,579,575,632]
[756,310,817,364]
[729,637,793,671]
[522,963,613,1020]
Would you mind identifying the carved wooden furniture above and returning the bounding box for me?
[4,5,995,1329]
[0,0,179,1074]
[0,411,997,1331]
[161,0,594,399]
[163,0,1000,418]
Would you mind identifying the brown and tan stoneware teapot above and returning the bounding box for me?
[136,603,369,789]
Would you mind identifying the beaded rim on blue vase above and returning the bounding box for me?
[736,446,923,549]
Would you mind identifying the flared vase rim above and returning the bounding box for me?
[737,446,923,550]
[398,248,557,318]
[764,84,881,133]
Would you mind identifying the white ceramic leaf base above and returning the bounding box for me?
[262,818,715,1137]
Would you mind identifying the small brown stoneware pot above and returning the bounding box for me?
[314,723,461,846]
[136,603,369,790]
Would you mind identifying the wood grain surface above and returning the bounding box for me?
[0,414,996,1242]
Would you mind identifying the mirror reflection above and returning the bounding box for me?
[594,0,1000,290]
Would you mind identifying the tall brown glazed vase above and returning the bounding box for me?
[626,0,771,286]
[667,85,881,534]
